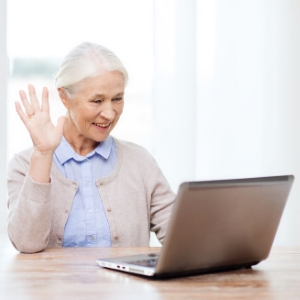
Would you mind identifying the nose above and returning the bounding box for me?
[100,102,115,121]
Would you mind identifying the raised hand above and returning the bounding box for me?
[15,84,66,155]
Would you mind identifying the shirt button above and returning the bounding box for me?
[85,181,89,186]
[107,208,111,212]
[89,235,94,241]
[114,235,118,240]
[88,209,93,213]
[85,158,88,162]
[65,210,68,214]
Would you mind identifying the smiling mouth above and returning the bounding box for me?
[93,122,111,128]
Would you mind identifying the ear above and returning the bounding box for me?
[58,88,71,109]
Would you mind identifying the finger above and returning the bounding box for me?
[15,101,30,125]
[41,87,50,113]
[19,90,34,115]
[28,84,41,112]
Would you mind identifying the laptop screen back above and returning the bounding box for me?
[155,175,294,275]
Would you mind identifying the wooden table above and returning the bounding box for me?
[0,236,299,299]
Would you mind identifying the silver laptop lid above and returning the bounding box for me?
[155,175,294,276]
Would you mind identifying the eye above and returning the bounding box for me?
[112,97,123,102]
[92,99,102,103]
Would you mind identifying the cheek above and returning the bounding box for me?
[116,104,124,116]
[111,107,123,127]
[70,106,92,127]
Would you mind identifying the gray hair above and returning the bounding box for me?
[55,42,128,98]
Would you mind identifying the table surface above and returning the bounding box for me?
[0,235,299,300]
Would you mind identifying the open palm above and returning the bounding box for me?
[16,84,65,154]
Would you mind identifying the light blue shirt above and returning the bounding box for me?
[53,136,116,247]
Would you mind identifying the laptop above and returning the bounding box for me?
[96,175,294,278]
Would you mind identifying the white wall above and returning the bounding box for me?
[0,0,8,233]
[153,0,300,246]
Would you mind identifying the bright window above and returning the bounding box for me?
[7,0,154,160]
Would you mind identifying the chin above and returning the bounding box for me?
[94,134,110,142]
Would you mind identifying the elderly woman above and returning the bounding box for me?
[7,42,175,253]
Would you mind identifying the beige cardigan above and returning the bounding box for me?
[7,138,175,253]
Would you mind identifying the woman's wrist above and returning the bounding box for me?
[31,148,55,158]
[29,150,54,183]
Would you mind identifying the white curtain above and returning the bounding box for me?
[153,0,197,191]
[153,0,300,246]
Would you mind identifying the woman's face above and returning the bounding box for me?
[61,71,125,143]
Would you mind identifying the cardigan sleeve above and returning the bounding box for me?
[7,152,53,253]
[140,152,176,244]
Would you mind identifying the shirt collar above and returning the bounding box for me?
[54,135,113,165]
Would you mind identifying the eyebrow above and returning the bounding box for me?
[112,92,124,97]
[91,92,124,99]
